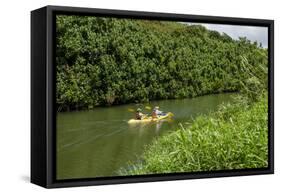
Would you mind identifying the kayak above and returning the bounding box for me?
[127,112,173,124]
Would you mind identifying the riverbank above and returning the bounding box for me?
[57,93,235,179]
[120,94,268,175]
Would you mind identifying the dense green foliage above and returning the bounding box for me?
[119,94,268,175]
[119,50,268,174]
[56,15,267,111]
[56,15,269,174]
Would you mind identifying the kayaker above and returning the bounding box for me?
[152,106,163,118]
[135,108,144,120]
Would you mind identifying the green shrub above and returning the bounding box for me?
[56,16,268,111]
[120,94,268,175]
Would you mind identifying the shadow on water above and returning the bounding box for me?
[56,93,236,179]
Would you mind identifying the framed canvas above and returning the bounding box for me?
[31,5,274,188]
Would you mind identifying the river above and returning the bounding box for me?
[57,93,235,179]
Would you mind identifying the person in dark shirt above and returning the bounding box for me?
[135,108,144,120]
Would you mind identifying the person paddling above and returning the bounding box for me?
[135,108,144,120]
[152,106,164,118]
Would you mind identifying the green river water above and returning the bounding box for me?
[57,93,235,179]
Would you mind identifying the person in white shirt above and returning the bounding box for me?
[152,106,163,118]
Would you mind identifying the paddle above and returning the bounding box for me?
[127,106,174,120]
[127,108,135,112]
[127,105,175,118]
[145,106,152,110]
[127,105,152,113]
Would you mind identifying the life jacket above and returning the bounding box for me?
[136,112,142,120]
[152,111,157,118]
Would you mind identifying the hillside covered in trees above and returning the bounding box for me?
[56,15,268,111]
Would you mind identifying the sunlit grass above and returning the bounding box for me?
[120,94,268,175]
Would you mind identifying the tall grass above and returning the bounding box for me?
[120,94,268,175]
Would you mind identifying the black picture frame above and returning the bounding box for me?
[31,5,274,188]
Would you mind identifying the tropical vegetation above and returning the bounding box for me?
[56,15,267,111]
[119,94,268,175]
[56,15,268,173]
[119,48,268,174]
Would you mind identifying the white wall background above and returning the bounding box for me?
[0,0,279,193]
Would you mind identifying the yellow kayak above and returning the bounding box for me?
[128,112,173,124]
